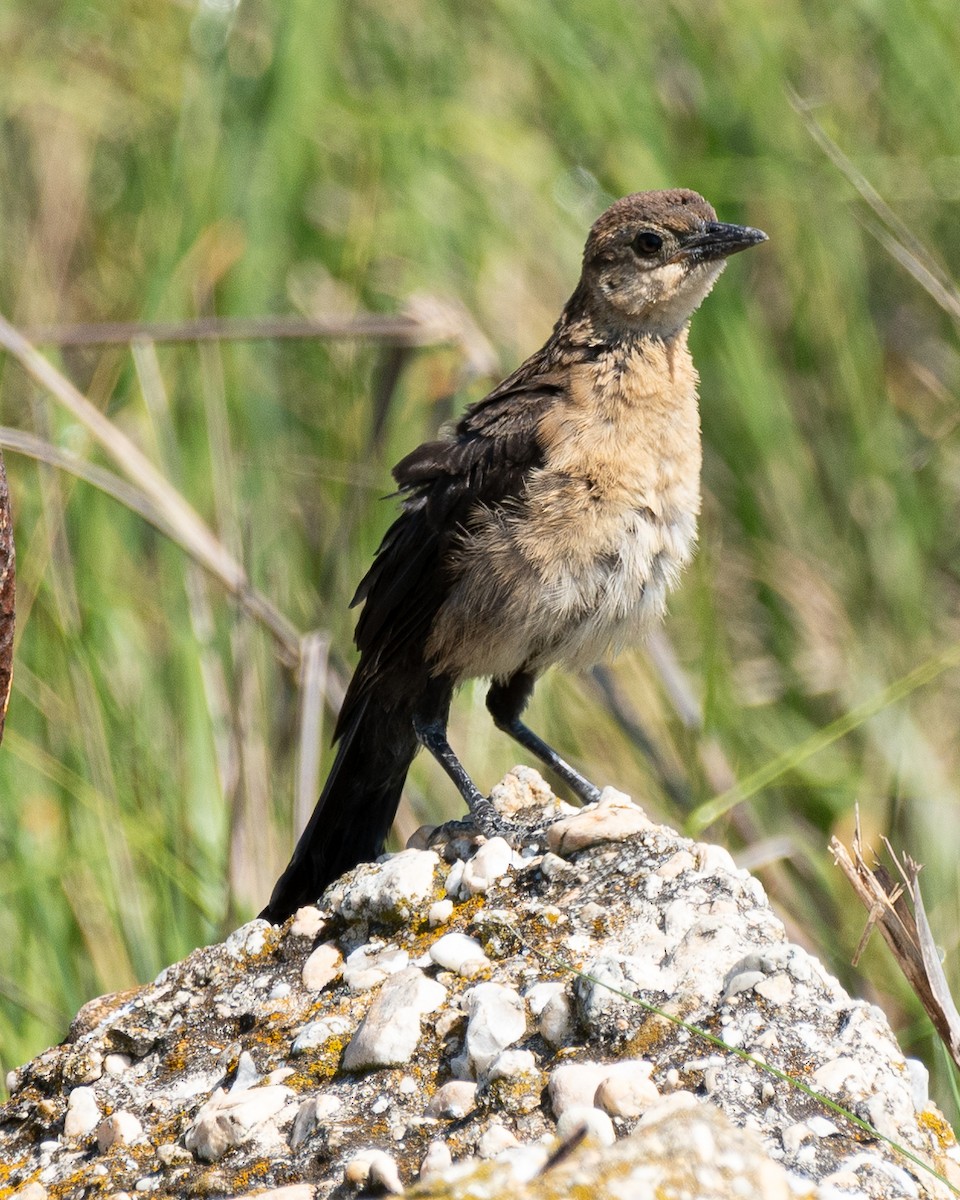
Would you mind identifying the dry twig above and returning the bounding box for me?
[831,813,960,1072]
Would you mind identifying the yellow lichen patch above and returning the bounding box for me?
[225,1157,272,1192]
[163,1035,193,1076]
[285,1045,344,1091]
[0,1157,34,1200]
[622,1013,675,1059]
[919,1104,959,1151]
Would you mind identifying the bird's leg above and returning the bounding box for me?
[412,713,518,841]
[486,671,602,805]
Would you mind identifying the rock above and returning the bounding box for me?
[62,1047,103,1086]
[183,1085,294,1162]
[555,1105,616,1146]
[226,1188,316,1200]
[63,1086,100,1137]
[461,838,521,895]
[338,849,440,924]
[300,942,343,991]
[456,982,526,1078]
[428,932,490,975]
[573,956,632,1036]
[343,1149,402,1194]
[342,968,446,1070]
[594,1061,659,1118]
[96,1111,144,1151]
[419,1140,452,1181]
[424,1080,478,1119]
[2,772,956,1200]
[546,789,654,854]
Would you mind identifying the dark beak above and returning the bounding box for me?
[680,221,768,265]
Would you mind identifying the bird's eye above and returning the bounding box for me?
[631,230,663,256]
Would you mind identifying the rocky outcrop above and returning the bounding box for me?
[2,769,957,1199]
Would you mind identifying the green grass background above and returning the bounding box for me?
[1,0,959,1118]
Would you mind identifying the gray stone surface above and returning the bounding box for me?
[1,769,958,1199]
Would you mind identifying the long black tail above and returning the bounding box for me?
[260,695,419,923]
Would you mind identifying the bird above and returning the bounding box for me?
[261,188,767,923]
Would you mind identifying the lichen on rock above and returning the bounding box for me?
[2,768,958,1199]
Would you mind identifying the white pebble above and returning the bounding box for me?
[462,838,521,895]
[343,945,409,992]
[594,1061,659,1118]
[458,983,526,1077]
[292,1015,352,1054]
[486,1049,538,1080]
[754,974,795,1005]
[547,791,652,855]
[538,993,574,1047]
[722,970,766,1002]
[9,1184,47,1200]
[524,981,566,1015]
[156,1144,193,1167]
[444,861,465,896]
[425,1080,478,1119]
[488,766,556,813]
[428,899,454,927]
[288,907,325,938]
[184,1085,294,1162]
[103,1054,131,1076]
[344,1149,402,1194]
[301,942,343,991]
[807,1115,840,1137]
[555,1105,616,1146]
[342,968,447,1070]
[476,1123,520,1158]
[369,1151,403,1194]
[96,1111,144,1152]
[548,1063,609,1117]
[429,933,489,975]
[906,1058,929,1110]
[419,1140,452,1181]
[289,1095,342,1148]
[230,1051,260,1092]
[64,1087,101,1138]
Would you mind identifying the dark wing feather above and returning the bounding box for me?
[333,360,566,740]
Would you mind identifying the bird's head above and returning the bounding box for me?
[581,189,767,339]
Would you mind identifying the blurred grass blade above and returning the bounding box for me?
[295,630,329,839]
[689,639,960,835]
[0,450,14,743]
[0,426,173,531]
[791,89,960,320]
[0,313,302,665]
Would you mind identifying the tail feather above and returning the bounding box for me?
[260,696,418,923]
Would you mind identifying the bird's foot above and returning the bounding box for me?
[422,766,579,859]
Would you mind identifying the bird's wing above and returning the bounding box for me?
[333,363,567,737]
